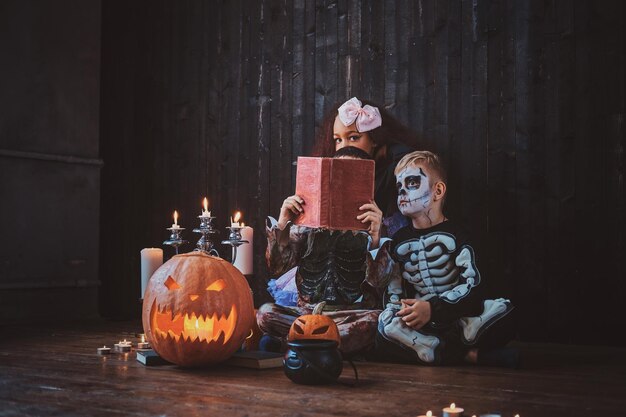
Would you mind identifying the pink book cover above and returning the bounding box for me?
[294,157,375,230]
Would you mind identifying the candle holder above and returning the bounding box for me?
[163,227,188,255]
[221,226,249,264]
[193,215,220,256]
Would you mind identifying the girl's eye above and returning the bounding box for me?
[349,135,360,141]
[334,138,342,144]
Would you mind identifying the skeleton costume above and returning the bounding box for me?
[371,163,514,365]
[257,217,384,354]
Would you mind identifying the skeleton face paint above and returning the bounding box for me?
[396,165,432,216]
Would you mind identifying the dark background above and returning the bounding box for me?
[1,1,624,345]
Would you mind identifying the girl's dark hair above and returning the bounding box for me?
[332,146,373,160]
[312,99,420,169]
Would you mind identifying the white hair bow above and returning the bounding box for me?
[337,97,382,132]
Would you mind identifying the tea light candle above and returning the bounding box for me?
[233,224,253,275]
[443,403,463,417]
[201,197,211,217]
[171,210,181,229]
[137,334,150,349]
[418,411,436,417]
[97,346,111,355]
[114,342,131,352]
[140,248,163,299]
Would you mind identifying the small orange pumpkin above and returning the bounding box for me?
[288,302,341,346]
[142,252,254,367]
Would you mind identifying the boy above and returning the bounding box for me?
[372,151,516,366]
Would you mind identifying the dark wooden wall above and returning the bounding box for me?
[100,0,625,345]
[0,0,102,323]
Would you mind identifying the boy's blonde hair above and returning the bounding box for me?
[394,150,447,185]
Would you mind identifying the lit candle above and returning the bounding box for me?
[233,218,253,275]
[201,197,211,217]
[418,411,436,417]
[443,403,464,417]
[140,248,163,299]
[97,346,111,355]
[114,340,131,352]
[171,210,181,229]
[137,334,150,349]
[231,211,242,227]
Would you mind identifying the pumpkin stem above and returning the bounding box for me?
[312,301,326,315]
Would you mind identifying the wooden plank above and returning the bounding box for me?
[485,0,517,299]
[360,0,384,101]
[383,0,398,110]
[269,1,294,223]
[407,1,426,139]
[314,0,339,122]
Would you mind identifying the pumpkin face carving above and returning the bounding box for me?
[142,252,254,367]
[288,302,341,346]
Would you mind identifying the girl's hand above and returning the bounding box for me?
[396,299,431,330]
[357,200,383,248]
[278,195,304,229]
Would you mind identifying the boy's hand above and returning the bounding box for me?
[278,195,304,229]
[357,200,383,248]
[397,299,431,330]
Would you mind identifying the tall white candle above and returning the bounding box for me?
[140,248,163,298]
[233,226,253,275]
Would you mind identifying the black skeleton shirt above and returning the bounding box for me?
[385,220,485,325]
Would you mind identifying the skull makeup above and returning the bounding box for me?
[396,165,432,216]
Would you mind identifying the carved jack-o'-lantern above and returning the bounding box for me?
[142,252,254,367]
[288,302,341,346]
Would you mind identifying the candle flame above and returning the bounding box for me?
[450,403,455,410]
[195,318,199,329]
[203,197,209,211]
[233,211,241,223]
[141,334,145,343]
[173,210,178,225]
[426,412,432,417]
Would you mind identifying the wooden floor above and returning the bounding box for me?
[1,320,625,417]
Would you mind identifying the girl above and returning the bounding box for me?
[312,97,421,233]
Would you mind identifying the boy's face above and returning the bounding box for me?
[396,163,434,217]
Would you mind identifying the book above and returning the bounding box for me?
[136,349,171,366]
[294,157,375,230]
[225,350,284,369]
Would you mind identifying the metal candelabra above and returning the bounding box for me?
[221,226,249,264]
[193,215,220,256]
[163,226,188,255]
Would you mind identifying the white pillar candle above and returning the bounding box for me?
[233,226,253,275]
[140,248,163,298]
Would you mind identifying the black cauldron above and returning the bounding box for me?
[283,339,343,385]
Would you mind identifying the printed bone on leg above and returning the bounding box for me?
[382,316,440,363]
[459,298,511,343]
